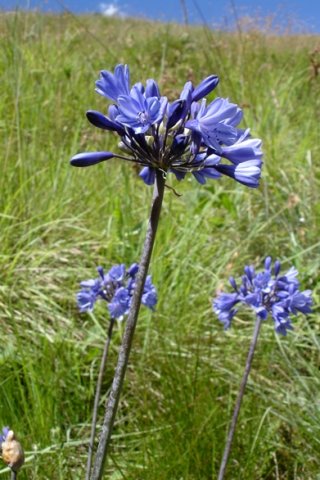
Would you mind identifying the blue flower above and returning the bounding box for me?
[213,293,239,329]
[116,86,168,134]
[137,275,157,310]
[95,64,130,101]
[186,97,242,152]
[0,427,9,444]
[213,257,313,335]
[71,64,263,188]
[77,279,101,312]
[108,287,130,318]
[106,264,126,283]
[76,263,157,320]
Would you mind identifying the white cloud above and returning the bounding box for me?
[99,3,125,17]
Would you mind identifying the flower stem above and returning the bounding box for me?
[86,317,116,480]
[90,171,166,480]
[180,0,189,25]
[11,471,17,480]
[218,317,263,480]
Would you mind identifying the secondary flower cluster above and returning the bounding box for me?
[77,263,157,319]
[213,257,312,335]
[71,64,263,188]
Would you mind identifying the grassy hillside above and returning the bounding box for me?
[0,10,319,479]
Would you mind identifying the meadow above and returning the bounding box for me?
[0,10,319,479]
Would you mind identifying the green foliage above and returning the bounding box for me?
[0,11,319,479]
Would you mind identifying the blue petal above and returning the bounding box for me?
[234,160,262,187]
[167,100,185,129]
[127,263,139,277]
[95,64,130,101]
[215,160,262,188]
[142,275,157,309]
[107,264,126,283]
[77,290,96,312]
[108,287,130,319]
[170,168,186,181]
[86,110,125,135]
[171,135,189,156]
[264,256,272,270]
[145,79,161,98]
[139,167,155,185]
[70,151,114,167]
[192,74,219,102]
[274,260,281,276]
[192,171,207,184]
[180,81,193,112]
[221,138,263,164]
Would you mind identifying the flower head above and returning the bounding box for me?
[116,86,168,134]
[71,64,263,188]
[213,257,312,335]
[77,262,157,320]
[1,429,24,472]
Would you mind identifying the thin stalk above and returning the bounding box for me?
[180,0,189,25]
[86,318,116,480]
[11,471,17,480]
[218,317,263,480]
[91,171,166,480]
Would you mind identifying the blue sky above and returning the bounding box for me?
[1,0,319,33]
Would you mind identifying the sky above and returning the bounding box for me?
[1,0,319,33]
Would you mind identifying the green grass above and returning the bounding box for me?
[0,10,319,479]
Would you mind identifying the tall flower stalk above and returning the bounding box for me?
[70,63,263,478]
[91,171,165,479]
[217,316,262,480]
[213,257,312,479]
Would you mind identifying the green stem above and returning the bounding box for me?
[91,171,166,480]
[218,317,263,480]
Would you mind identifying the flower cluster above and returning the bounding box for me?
[213,257,312,335]
[77,263,157,319]
[71,64,263,188]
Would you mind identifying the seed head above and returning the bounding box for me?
[1,430,24,472]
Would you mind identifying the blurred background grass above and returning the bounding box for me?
[0,10,319,479]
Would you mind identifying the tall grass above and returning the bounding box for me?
[0,10,319,479]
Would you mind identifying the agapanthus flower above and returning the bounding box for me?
[213,257,312,335]
[70,64,263,188]
[77,263,157,319]
[0,427,9,445]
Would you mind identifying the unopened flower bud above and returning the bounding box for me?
[158,122,166,135]
[174,119,184,131]
[165,136,173,147]
[145,135,154,147]
[118,141,130,152]
[1,430,24,471]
